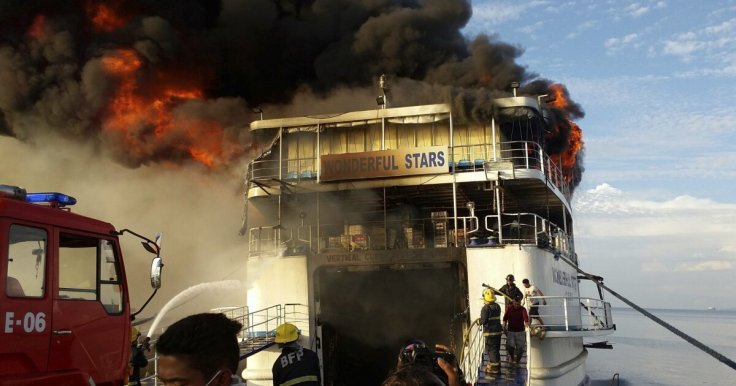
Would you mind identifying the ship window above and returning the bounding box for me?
[6,225,47,298]
[286,132,317,176]
[329,129,348,154]
[416,122,432,147]
[366,124,381,151]
[348,128,365,153]
[433,121,449,146]
[451,123,489,162]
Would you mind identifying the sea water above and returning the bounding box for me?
[587,308,736,385]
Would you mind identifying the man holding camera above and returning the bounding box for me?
[386,341,465,386]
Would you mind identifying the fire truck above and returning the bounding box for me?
[0,184,163,386]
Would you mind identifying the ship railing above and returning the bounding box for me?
[531,296,614,332]
[477,213,573,256]
[212,306,250,341]
[248,226,288,258]
[459,318,484,385]
[496,141,569,196]
[142,304,310,385]
[247,158,319,184]
[246,213,575,256]
[245,141,568,195]
[449,144,492,171]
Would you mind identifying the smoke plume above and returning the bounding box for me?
[1,0,584,183]
[1,1,588,322]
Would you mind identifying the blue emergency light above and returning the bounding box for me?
[26,192,77,207]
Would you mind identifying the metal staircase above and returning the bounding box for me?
[460,318,528,386]
[218,303,309,360]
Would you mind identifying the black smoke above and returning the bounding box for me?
[0,0,584,186]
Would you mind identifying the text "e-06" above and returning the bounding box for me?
[4,311,47,333]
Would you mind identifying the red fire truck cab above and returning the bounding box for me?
[0,184,163,386]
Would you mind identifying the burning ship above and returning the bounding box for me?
[238,80,615,386]
[0,2,618,384]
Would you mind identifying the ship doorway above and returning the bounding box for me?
[316,262,467,386]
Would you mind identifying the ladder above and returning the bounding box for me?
[220,304,309,359]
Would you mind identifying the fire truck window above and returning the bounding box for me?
[59,233,98,301]
[6,225,47,298]
[99,239,123,314]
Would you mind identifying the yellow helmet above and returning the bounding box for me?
[482,288,496,303]
[131,327,140,343]
[274,323,299,343]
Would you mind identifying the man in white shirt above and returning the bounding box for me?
[522,278,546,326]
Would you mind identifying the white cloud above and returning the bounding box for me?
[470,1,552,25]
[704,17,736,35]
[662,17,736,63]
[663,38,702,57]
[625,3,650,17]
[471,3,528,25]
[574,183,736,281]
[518,21,544,35]
[641,259,669,272]
[674,260,735,272]
[574,183,736,216]
[604,33,640,55]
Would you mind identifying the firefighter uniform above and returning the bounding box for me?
[272,345,321,386]
[480,288,502,374]
[272,323,321,386]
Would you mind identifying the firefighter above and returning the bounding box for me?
[129,327,148,386]
[272,323,321,386]
[479,288,502,376]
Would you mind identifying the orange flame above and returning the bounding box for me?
[27,15,48,40]
[99,49,236,168]
[88,1,128,32]
[547,84,584,184]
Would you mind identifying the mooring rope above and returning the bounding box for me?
[557,254,736,371]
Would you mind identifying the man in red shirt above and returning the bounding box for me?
[502,294,529,368]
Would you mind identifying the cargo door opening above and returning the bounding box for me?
[316,262,466,386]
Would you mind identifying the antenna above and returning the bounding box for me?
[376,74,389,109]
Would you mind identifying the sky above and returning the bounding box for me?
[464,0,736,310]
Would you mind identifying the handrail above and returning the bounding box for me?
[246,211,575,256]
[530,296,614,332]
[141,303,311,385]
[458,318,484,385]
[245,140,569,196]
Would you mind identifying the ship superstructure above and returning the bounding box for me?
[239,88,614,386]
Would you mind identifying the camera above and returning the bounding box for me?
[399,341,458,385]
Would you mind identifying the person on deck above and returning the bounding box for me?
[129,327,148,386]
[498,274,524,309]
[502,295,530,368]
[522,278,547,326]
[480,288,502,375]
[272,323,321,386]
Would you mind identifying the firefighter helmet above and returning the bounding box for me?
[131,327,140,343]
[274,323,299,343]
[482,288,496,303]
